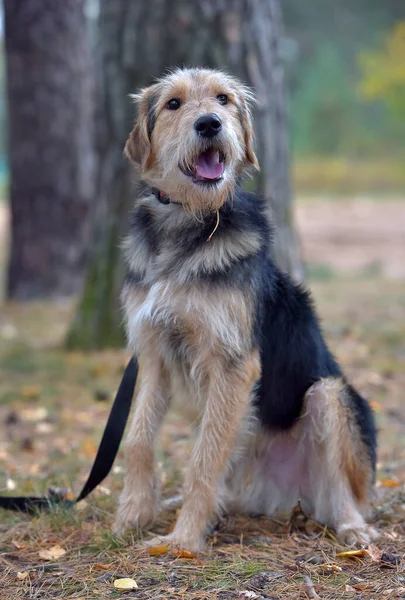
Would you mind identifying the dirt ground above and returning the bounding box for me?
[0,197,405,599]
[295,196,405,279]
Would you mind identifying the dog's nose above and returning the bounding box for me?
[194,113,222,138]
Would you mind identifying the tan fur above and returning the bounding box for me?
[116,69,375,551]
[118,273,258,549]
[125,68,259,216]
[162,351,261,550]
[304,378,372,506]
[223,377,375,546]
[114,343,170,533]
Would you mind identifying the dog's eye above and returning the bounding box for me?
[216,94,228,105]
[166,98,181,110]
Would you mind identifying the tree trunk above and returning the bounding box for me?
[4,0,95,299]
[67,0,303,349]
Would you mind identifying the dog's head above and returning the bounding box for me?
[125,68,259,214]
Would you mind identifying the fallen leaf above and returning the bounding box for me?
[93,563,110,571]
[352,584,373,591]
[366,543,382,562]
[17,571,29,580]
[90,363,110,377]
[7,478,17,491]
[81,438,98,459]
[149,544,170,556]
[345,584,356,592]
[318,563,342,572]
[36,422,54,434]
[370,400,382,413]
[39,545,66,560]
[113,578,138,590]
[304,575,320,599]
[171,548,196,559]
[12,540,26,550]
[336,549,368,559]
[379,479,401,488]
[20,385,41,400]
[239,592,259,599]
[21,406,48,421]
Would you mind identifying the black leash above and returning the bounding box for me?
[0,356,138,514]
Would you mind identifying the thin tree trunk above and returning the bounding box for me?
[4,0,95,299]
[67,0,303,349]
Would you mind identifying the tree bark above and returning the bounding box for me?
[67,0,303,349]
[4,0,95,299]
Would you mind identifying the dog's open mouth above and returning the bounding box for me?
[180,148,225,184]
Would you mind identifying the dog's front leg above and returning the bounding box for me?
[114,354,170,533]
[164,352,260,552]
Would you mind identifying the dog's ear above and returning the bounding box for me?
[125,85,160,171]
[238,91,260,171]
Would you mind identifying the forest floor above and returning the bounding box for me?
[1,196,405,599]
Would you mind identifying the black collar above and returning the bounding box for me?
[151,187,173,205]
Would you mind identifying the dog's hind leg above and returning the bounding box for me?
[300,378,377,545]
[114,350,170,533]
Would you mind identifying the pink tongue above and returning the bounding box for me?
[195,149,224,180]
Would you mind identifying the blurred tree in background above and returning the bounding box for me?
[67,0,302,349]
[4,0,95,299]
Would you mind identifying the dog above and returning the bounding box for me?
[114,67,377,552]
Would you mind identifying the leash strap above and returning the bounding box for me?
[0,356,138,514]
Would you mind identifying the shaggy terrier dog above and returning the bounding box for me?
[114,67,377,552]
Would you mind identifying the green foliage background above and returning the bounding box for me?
[284,0,405,158]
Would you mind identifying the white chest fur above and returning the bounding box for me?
[123,280,252,362]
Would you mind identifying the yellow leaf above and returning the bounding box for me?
[81,438,98,459]
[379,479,401,488]
[17,571,29,580]
[90,363,109,376]
[171,548,197,559]
[336,549,368,559]
[149,543,170,556]
[113,578,138,590]
[20,385,41,400]
[39,545,67,560]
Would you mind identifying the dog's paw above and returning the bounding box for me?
[114,490,160,534]
[144,532,205,554]
[337,523,379,547]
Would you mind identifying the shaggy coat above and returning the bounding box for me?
[115,68,377,552]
